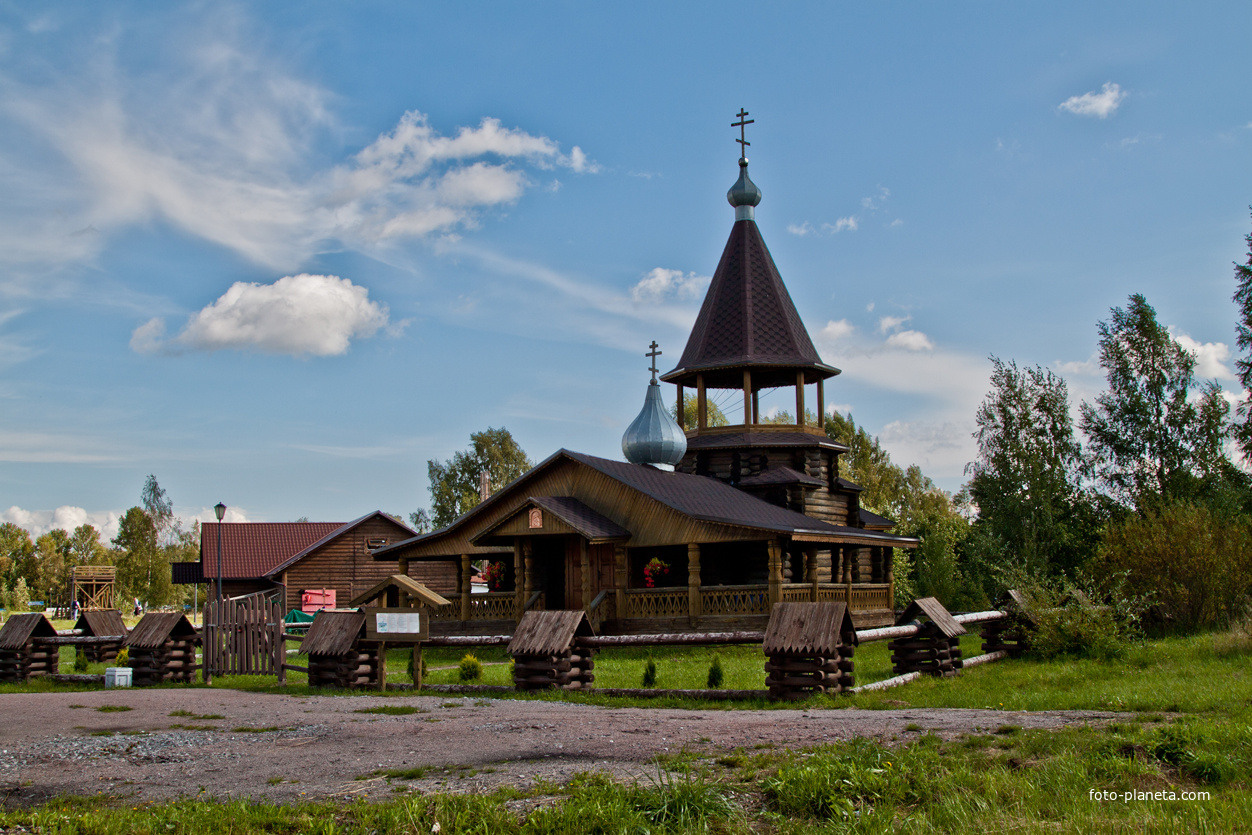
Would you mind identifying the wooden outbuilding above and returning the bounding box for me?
[508,610,596,691]
[888,597,965,677]
[763,602,857,700]
[0,613,59,682]
[302,610,379,689]
[348,574,452,610]
[73,609,128,663]
[125,613,201,685]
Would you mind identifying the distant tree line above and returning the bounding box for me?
[0,475,200,612]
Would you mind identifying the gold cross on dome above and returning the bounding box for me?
[732,108,754,157]
[646,341,662,383]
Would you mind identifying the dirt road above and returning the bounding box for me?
[0,689,1117,807]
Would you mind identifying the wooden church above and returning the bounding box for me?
[376,114,918,632]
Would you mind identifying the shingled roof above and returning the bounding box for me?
[661,219,840,389]
[199,521,342,580]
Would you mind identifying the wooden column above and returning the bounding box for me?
[459,554,471,620]
[580,538,591,613]
[844,545,854,607]
[397,557,410,607]
[752,389,760,423]
[768,538,783,606]
[614,544,628,621]
[523,540,535,614]
[885,547,895,611]
[513,540,525,618]
[796,371,805,426]
[806,547,820,602]
[676,385,685,429]
[817,379,825,424]
[377,641,387,692]
[697,374,707,430]
[687,543,702,625]
[742,369,752,426]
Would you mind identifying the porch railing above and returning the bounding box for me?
[702,585,771,616]
[623,588,689,619]
[430,592,519,621]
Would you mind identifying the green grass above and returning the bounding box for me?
[94,705,132,713]
[353,705,427,716]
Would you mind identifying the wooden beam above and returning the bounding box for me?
[752,389,759,423]
[614,544,628,621]
[580,538,591,613]
[796,370,805,426]
[513,539,524,620]
[459,554,471,621]
[687,543,702,626]
[806,547,820,602]
[697,374,707,430]
[676,385,685,429]
[742,369,752,426]
[522,540,534,624]
[767,538,783,606]
[817,379,825,424]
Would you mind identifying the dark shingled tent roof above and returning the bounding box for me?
[125,613,200,649]
[661,220,840,389]
[0,613,57,650]
[302,610,367,656]
[763,602,857,655]
[74,609,127,639]
[897,597,965,638]
[509,610,594,656]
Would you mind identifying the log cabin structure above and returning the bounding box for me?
[0,613,59,683]
[174,512,452,611]
[375,114,918,634]
[125,612,201,685]
[73,609,128,664]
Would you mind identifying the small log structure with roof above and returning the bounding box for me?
[71,566,116,611]
[979,589,1032,658]
[508,610,596,691]
[0,613,59,682]
[125,613,201,685]
[888,597,965,677]
[302,610,379,689]
[762,601,857,700]
[375,113,918,637]
[73,609,128,664]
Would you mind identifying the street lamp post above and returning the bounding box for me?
[214,502,226,603]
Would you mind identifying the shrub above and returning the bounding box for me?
[706,655,724,689]
[406,651,428,681]
[457,653,482,682]
[9,578,29,612]
[642,658,657,688]
[1100,501,1252,633]
[73,649,89,673]
[115,647,129,667]
[1005,568,1145,661]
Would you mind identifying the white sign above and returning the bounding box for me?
[374,611,422,634]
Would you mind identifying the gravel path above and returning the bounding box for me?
[0,689,1118,807]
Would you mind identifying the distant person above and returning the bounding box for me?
[70,599,80,621]
[133,597,141,617]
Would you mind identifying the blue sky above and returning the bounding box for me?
[3,2,1251,540]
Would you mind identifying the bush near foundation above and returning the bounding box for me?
[457,653,482,682]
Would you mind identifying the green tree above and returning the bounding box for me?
[68,524,107,567]
[1232,209,1252,460]
[142,474,175,545]
[1080,294,1231,508]
[427,428,533,529]
[408,508,432,534]
[0,522,34,587]
[966,358,1099,578]
[33,529,72,601]
[824,412,973,608]
[112,507,174,606]
[670,392,728,431]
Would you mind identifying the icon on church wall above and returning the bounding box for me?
[528,508,543,529]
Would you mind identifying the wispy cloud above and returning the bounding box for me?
[131,274,393,357]
[630,268,710,303]
[1,505,123,541]
[1169,327,1236,381]
[787,187,890,237]
[1059,82,1126,119]
[0,29,598,284]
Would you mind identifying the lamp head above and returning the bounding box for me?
[214,502,226,522]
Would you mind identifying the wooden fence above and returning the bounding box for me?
[202,591,285,683]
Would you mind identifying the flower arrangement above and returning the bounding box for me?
[481,561,507,592]
[643,557,670,588]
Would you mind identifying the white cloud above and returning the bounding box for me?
[885,329,935,352]
[1054,354,1102,378]
[822,217,859,234]
[1059,82,1126,119]
[861,187,890,212]
[0,31,599,281]
[1170,328,1235,380]
[2,506,122,541]
[787,222,814,237]
[820,319,855,341]
[132,274,391,357]
[630,268,710,303]
[877,315,909,333]
[193,505,249,524]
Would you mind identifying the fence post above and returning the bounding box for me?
[202,601,213,684]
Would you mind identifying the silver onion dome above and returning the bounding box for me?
[727,158,762,221]
[622,380,687,466]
